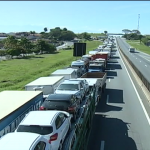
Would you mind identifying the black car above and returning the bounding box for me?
[39,93,80,121]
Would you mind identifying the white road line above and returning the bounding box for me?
[118,48,150,125]
[140,61,141,62]
[106,95,109,103]
[136,58,137,59]
[145,65,147,67]
[100,141,105,150]
[108,78,111,82]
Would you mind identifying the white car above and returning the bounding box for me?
[69,78,89,94]
[55,80,84,101]
[15,111,71,150]
[0,132,53,150]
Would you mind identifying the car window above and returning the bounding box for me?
[34,141,46,150]
[55,116,63,129]
[59,113,66,123]
[17,125,53,135]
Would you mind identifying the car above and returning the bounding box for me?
[15,111,71,150]
[0,132,53,150]
[129,47,135,53]
[55,80,84,101]
[69,78,89,94]
[40,93,80,121]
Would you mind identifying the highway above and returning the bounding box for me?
[87,41,150,150]
[116,37,150,83]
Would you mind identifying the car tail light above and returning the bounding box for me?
[49,133,58,143]
[68,106,76,112]
[39,106,45,110]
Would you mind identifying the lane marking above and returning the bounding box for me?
[100,141,105,150]
[145,65,147,67]
[117,42,150,125]
[140,61,141,62]
[136,58,137,59]
[106,95,109,103]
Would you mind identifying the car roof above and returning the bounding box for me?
[62,80,80,84]
[0,132,41,150]
[46,94,73,101]
[19,111,60,126]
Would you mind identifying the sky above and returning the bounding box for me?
[0,1,150,35]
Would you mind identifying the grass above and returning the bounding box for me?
[126,40,150,55]
[0,40,101,92]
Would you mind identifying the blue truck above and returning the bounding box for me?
[0,91,43,138]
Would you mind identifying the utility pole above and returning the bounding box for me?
[137,14,140,31]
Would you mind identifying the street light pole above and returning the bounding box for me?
[137,14,140,31]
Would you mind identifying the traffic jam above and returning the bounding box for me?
[0,36,116,150]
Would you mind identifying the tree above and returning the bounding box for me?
[44,27,48,33]
[35,40,56,54]
[18,37,32,55]
[131,30,141,35]
[3,36,18,50]
[104,31,108,35]
[122,29,131,34]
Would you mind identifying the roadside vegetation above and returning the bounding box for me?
[122,29,150,55]
[0,40,101,92]
[126,40,150,55]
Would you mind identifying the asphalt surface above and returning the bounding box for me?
[116,37,150,83]
[56,41,74,50]
[87,41,150,150]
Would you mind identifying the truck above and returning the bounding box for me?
[50,69,77,80]
[88,63,104,72]
[95,51,109,60]
[0,91,43,138]
[25,76,65,99]
[62,73,106,150]
[64,67,82,78]
[80,72,107,96]
[71,60,88,75]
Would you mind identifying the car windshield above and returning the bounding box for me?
[16,125,53,135]
[57,84,79,90]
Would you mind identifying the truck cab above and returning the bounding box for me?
[71,60,87,75]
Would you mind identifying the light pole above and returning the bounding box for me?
[137,14,140,31]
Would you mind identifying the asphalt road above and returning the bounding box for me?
[56,41,74,50]
[87,40,150,150]
[116,37,150,83]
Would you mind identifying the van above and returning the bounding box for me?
[129,47,135,53]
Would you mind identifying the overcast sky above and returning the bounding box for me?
[0,1,150,34]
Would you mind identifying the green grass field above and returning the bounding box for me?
[126,40,150,55]
[0,41,101,92]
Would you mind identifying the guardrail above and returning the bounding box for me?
[116,38,150,92]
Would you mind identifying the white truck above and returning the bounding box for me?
[0,91,43,138]
[80,72,107,106]
[65,67,82,78]
[25,76,65,99]
[71,60,87,75]
[50,69,77,80]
